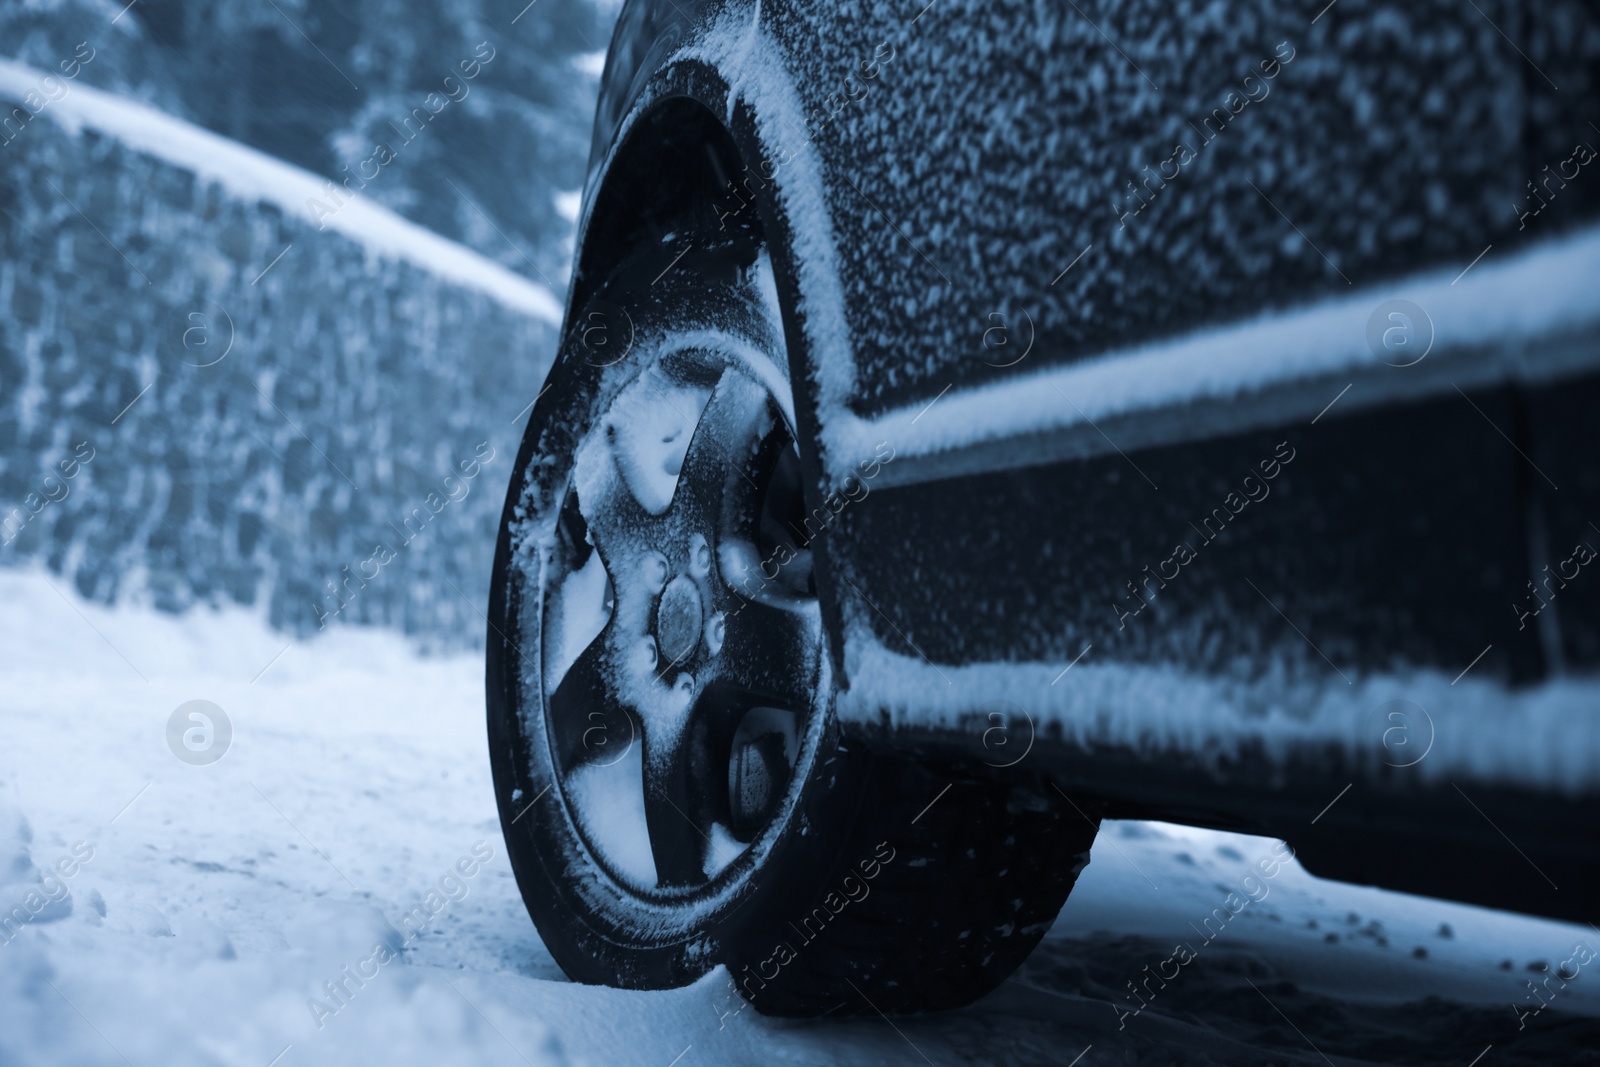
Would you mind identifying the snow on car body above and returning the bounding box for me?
[487,0,1600,1011]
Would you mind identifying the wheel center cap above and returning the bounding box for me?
[656,575,703,667]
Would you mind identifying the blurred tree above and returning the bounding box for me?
[0,0,613,287]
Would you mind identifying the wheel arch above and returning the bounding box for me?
[566,24,858,691]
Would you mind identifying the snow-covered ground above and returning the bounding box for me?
[1,567,1594,1066]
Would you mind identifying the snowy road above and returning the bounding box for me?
[2,569,1596,1066]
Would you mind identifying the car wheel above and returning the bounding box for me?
[486,226,1100,1016]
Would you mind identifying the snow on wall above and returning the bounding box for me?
[0,67,556,643]
[0,58,563,324]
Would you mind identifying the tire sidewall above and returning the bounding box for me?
[487,248,865,990]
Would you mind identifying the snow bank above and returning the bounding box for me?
[0,57,562,323]
[1,569,1593,1065]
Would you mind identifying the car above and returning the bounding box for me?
[484,0,1600,1017]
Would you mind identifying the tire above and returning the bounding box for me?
[727,744,1100,1017]
[486,221,1100,1015]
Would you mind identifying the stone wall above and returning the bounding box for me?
[0,107,556,645]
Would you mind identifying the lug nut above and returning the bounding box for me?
[689,533,712,579]
[642,551,669,593]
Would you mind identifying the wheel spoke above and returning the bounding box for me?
[569,388,673,577]
[547,632,632,773]
[604,365,713,517]
[716,598,824,714]
[542,515,612,696]
[640,706,726,887]
[671,370,771,533]
[542,350,819,892]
